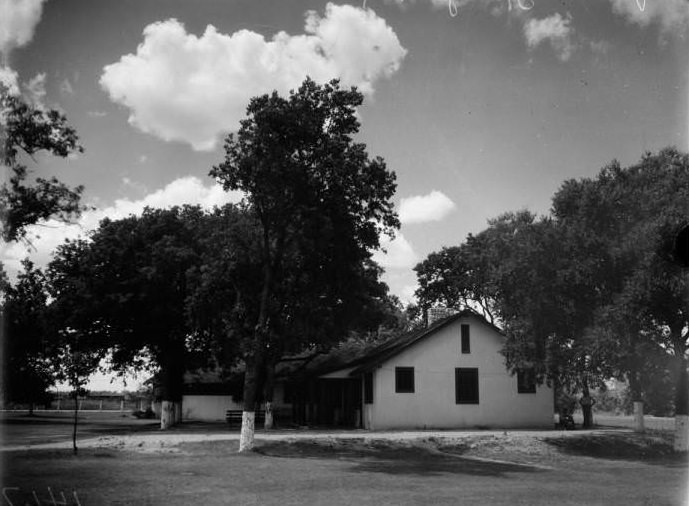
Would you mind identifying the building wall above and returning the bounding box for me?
[364,316,553,430]
[182,395,242,421]
[182,383,290,421]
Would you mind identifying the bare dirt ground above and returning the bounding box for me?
[1,412,688,505]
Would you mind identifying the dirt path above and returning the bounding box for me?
[0,426,635,453]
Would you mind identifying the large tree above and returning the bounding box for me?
[210,78,399,451]
[1,84,85,242]
[188,204,398,429]
[494,214,611,427]
[1,260,54,412]
[47,206,207,429]
[552,148,689,440]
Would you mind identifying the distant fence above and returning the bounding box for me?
[593,414,675,432]
[5,396,153,412]
[570,412,675,432]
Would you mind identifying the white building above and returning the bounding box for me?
[346,310,554,430]
[181,310,554,430]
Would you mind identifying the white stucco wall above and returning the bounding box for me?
[182,383,290,421]
[182,395,242,421]
[363,316,553,430]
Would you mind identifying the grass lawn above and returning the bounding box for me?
[2,431,687,505]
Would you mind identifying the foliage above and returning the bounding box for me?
[414,148,689,416]
[210,78,399,448]
[414,233,500,324]
[209,77,399,352]
[552,148,689,413]
[1,260,54,408]
[47,206,208,404]
[0,85,84,242]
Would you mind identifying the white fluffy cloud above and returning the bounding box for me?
[100,3,407,151]
[0,0,45,56]
[524,13,575,62]
[608,0,689,31]
[0,65,19,93]
[1,177,241,277]
[399,283,418,304]
[372,232,418,269]
[398,190,456,224]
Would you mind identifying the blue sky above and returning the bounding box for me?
[1,0,688,388]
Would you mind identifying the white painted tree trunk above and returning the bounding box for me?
[160,400,175,430]
[674,415,688,452]
[264,402,273,430]
[633,401,645,433]
[239,411,255,452]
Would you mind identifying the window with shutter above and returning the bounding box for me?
[455,368,479,404]
[395,367,415,393]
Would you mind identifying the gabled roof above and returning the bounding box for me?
[347,309,502,376]
[272,309,502,381]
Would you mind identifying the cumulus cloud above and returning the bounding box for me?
[100,3,407,151]
[0,0,46,56]
[0,177,242,277]
[399,283,418,304]
[0,65,19,94]
[524,13,575,61]
[398,191,456,224]
[608,0,689,31]
[372,232,418,269]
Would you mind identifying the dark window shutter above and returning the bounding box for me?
[364,372,374,404]
[517,369,537,393]
[455,368,479,404]
[395,367,415,393]
[461,324,470,354]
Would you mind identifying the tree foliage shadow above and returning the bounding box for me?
[257,440,544,477]
[544,433,687,467]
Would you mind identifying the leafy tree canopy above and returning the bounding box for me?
[1,85,84,242]
[210,77,399,449]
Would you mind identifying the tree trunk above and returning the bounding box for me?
[159,344,185,430]
[161,401,175,429]
[628,369,644,433]
[239,411,255,451]
[239,235,276,451]
[239,352,263,452]
[633,402,645,433]
[175,401,183,425]
[238,222,284,451]
[580,382,594,429]
[673,353,688,452]
[263,360,276,430]
[72,391,79,455]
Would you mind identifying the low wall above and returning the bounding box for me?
[182,395,242,421]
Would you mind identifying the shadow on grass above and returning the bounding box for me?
[544,433,687,467]
[257,439,543,478]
